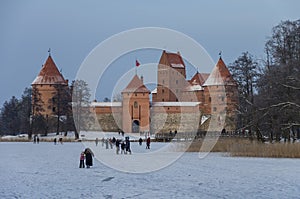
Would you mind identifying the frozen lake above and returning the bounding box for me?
[0,141,299,199]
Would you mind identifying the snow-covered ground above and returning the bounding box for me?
[0,141,300,199]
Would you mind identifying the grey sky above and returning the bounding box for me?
[0,0,299,105]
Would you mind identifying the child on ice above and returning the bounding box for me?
[79,151,85,168]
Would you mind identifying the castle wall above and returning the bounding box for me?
[150,104,201,134]
[93,105,122,132]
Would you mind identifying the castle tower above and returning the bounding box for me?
[121,75,150,133]
[154,50,188,102]
[203,57,238,131]
[31,55,68,117]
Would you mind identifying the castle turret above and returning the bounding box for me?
[121,75,150,133]
[203,57,238,131]
[31,55,68,117]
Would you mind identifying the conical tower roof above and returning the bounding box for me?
[32,55,67,85]
[203,58,236,86]
[190,71,210,86]
[122,75,150,93]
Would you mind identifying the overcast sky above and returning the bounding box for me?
[0,0,299,105]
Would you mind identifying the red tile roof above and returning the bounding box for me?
[190,72,210,86]
[165,51,185,68]
[122,75,150,93]
[32,55,67,85]
[203,58,236,86]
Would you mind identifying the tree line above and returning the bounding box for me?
[0,80,92,140]
[228,19,300,141]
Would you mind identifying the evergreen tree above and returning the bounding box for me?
[229,52,261,131]
[0,96,20,135]
[30,85,45,139]
[18,87,32,134]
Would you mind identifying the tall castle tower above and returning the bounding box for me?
[153,50,188,102]
[203,57,238,131]
[121,75,150,133]
[31,54,68,117]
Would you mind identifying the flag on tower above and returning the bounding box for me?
[136,59,140,67]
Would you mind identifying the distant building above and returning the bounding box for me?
[33,50,238,135]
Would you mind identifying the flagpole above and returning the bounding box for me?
[135,59,140,76]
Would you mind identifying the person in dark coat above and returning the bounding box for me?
[125,136,131,154]
[115,139,120,154]
[146,137,150,149]
[84,148,94,168]
[121,141,125,154]
[139,138,143,146]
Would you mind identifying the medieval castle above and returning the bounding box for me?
[32,50,238,135]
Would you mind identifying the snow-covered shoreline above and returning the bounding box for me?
[0,142,299,199]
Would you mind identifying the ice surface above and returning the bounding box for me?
[0,142,300,199]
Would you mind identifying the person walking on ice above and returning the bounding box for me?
[95,138,99,146]
[79,151,85,168]
[146,137,151,149]
[84,148,94,168]
[139,137,143,146]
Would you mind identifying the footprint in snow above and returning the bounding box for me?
[102,177,114,182]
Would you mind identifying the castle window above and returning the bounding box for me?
[162,89,164,93]
[52,107,56,112]
[176,80,178,84]
[209,97,211,102]
[134,101,138,108]
[162,80,165,84]
[176,98,178,102]
[135,93,137,96]
[213,107,217,112]
[162,98,164,102]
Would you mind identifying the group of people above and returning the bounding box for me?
[115,136,131,154]
[139,137,151,149]
[53,137,63,145]
[33,135,40,144]
[79,148,94,168]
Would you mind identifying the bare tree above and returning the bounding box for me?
[257,19,300,141]
[71,80,93,139]
[49,84,71,135]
